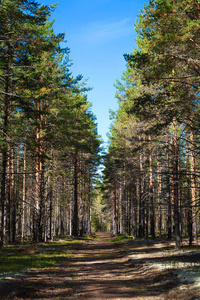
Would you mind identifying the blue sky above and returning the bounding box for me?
[41,0,147,148]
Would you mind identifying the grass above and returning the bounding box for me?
[51,235,96,242]
[0,246,68,274]
[0,235,96,275]
[113,235,133,243]
[0,241,75,275]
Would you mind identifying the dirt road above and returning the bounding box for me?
[0,232,200,299]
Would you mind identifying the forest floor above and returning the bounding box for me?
[1,232,200,299]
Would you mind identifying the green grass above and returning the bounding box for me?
[113,235,133,242]
[51,235,96,242]
[0,235,96,275]
[75,235,96,241]
[0,242,72,274]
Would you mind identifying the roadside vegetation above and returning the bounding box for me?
[0,237,92,275]
[1,234,200,299]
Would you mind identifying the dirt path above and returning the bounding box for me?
[1,232,200,299]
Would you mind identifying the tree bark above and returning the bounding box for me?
[190,128,198,244]
[149,133,155,239]
[11,147,16,243]
[186,134,192,245]
[0,65,9,247]
[172,121,181,249]
[112,182,118,235]
[72,152,79,237]
[21,143,26,241]
[138,152,144,238]
[157,152,162,238]
[166,134,172,239]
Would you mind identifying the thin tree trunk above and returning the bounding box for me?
[21,143,26,241]
[6,147,11,244]
[172,120,181,249]
[112,182,118,235]
[49,186,53,240]
[87,171,92,236]
[166,134,172,239]
[186,133,192,245]
[119,184,123,234]
[157,152,162,238]
[144,177,149,239]
[69,191,72,236]
[190,128,198,244]
[11,147,16,243]
[72,152,79,237]
[34,142,44,242]
[132,180,137,239]
[138,152,144,238]
[0,71,9,247]
[149,133,155,239]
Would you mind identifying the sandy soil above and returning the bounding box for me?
[0,232,200,300]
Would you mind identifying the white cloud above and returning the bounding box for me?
[81,18,134,45]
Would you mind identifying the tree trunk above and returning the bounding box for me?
[34,144,44,242]
[138,152,144,238]
[6,147,11,244]
[72,152,79,237]
[172,121,181,249]
[149,133,155,239]
[157,152,162,238]
[21,143,26,241]
[87,171,92,236]
[112,182,118,235]
[132,180,137,239]
[186,133,192,245]
[11,147,16,243]
[0,149,7,247]
[190,128,198,244]
[166,135,172,239]
[0,69,9,247]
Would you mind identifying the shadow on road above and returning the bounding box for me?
[0,232,199,299]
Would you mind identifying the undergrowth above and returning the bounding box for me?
[0,235,97,275]
[113,235,133,242]
[0,239,82,275]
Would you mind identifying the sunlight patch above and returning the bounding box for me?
[151,262,200,289]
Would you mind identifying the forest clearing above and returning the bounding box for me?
[0,232,200,299]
